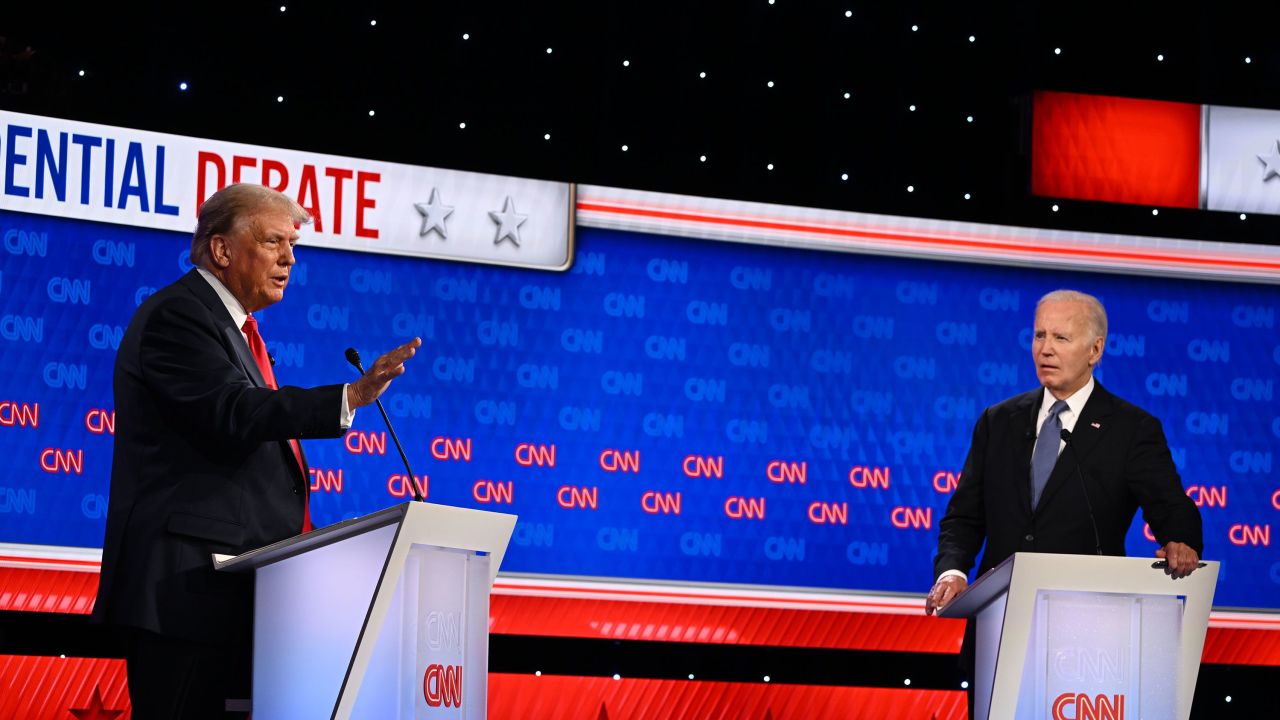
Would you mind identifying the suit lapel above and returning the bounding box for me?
[1037,381,1115,510]
[224,326,267,388]
[1010,389,1042,515]
[178,270,267,388]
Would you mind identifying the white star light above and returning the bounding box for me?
[1257,140,1280,181]
[490,196,529,247]
[415,188,454,239]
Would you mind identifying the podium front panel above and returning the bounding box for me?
[1011,590,1180,719]
[349,544,491,719]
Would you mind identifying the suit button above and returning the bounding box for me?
[1024,534,1034,542]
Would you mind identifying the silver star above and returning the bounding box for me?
[414,188,454,239]
[1257,140,1280,181]
[488,196,528,247]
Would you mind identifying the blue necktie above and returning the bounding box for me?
[1030,400,1068,509]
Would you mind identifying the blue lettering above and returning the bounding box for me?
[35,130,68,201]
[117,141,150,211]
[5,125,33,197]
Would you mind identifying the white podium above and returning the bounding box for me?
[216,502,516,719]
[940,552,1218,720]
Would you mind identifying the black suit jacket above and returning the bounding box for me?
[93,270,345,645]
[934,381,1202,580]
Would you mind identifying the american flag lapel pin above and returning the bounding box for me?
[1090,422,1101,429]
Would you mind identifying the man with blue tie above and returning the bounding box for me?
[923,290,1203,696]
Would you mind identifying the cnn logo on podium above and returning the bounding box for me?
[1052,692,1124,720]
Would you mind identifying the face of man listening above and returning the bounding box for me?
[211,207,299,313]
[1032,299,1104,400]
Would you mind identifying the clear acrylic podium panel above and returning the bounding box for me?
[351,544,491,719]
[1013,590,1180,719]
[252,537,492,719]
[955,554,1216,720]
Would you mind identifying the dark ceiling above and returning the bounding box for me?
[5,2,1280,247]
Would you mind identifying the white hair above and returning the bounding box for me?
[1037,289,1107,340]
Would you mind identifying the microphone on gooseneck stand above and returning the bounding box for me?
[1060,428,1102,556]
[346,347,425,503]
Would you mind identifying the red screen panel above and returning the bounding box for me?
[1031,91,1201,208]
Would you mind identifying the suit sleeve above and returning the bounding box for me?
[933,407,991,578]
[137,293,346,445]
[1125,414,1204,556]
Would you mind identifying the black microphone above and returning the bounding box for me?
[345,347,424,503]
[1060,428,1101,555]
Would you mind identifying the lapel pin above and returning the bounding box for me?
[1090,422,1101,429]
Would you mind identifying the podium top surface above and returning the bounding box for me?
[938,552,1219,619]
[214,503,409,573]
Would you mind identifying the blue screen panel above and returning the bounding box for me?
[0,210,1275,609]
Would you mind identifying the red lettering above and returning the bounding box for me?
[724,496,766,520]
[850,465,891,489]
[1273,489,1280,511]
[515,443,556,467]
[600,449,641,473]
[39,448,83,474]
[325,168,353,234]
[682,455,723,478]
[262,159,289,192]
[473,480,513,504]
[356,171,379,239]
[1186,485,1228,508]
[766,460,807,484]
[640,491,681,515]
[195,152,227,211]
[84,408,115,435]
[890,506,932,529]
[1228,524,1271,546]
[1142,523,1156,542]
[387,473,429,499]
[0,401,40,428]
[231,155,258,184]
[556,485,598,509]
[807,501,848,525]
[423,664,463,708]
[309,468,344,493]
[345,431,387,455]
[296,165,323,231]
[1052,692,1125,720]
[932,471,958,493]
[430,437,472,462]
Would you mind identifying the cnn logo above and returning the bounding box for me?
[1052,692,1124,720]
[423,663,463,708]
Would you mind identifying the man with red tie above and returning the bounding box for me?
[93,183,421,718]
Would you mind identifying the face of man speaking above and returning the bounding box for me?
[1032,299,1104,400]
[210,207,299,313]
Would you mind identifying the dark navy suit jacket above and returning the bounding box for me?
[934,382,1203,580]
[94,269,345,645]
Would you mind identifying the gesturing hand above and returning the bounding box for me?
[346,338,422,409]
[924,575,968,616]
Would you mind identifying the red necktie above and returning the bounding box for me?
[242,315,313,533]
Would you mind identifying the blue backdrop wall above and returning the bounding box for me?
[0,209,1276,608]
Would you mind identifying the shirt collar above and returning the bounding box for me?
[1042,375,1095,421]
[196,267,249,332]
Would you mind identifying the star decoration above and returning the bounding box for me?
[414,188,454,239]
[69,687,125,720]
[489,196,528,247]
[1256,139,1280,181]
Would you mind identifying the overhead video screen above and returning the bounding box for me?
[1,208,1276,609]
